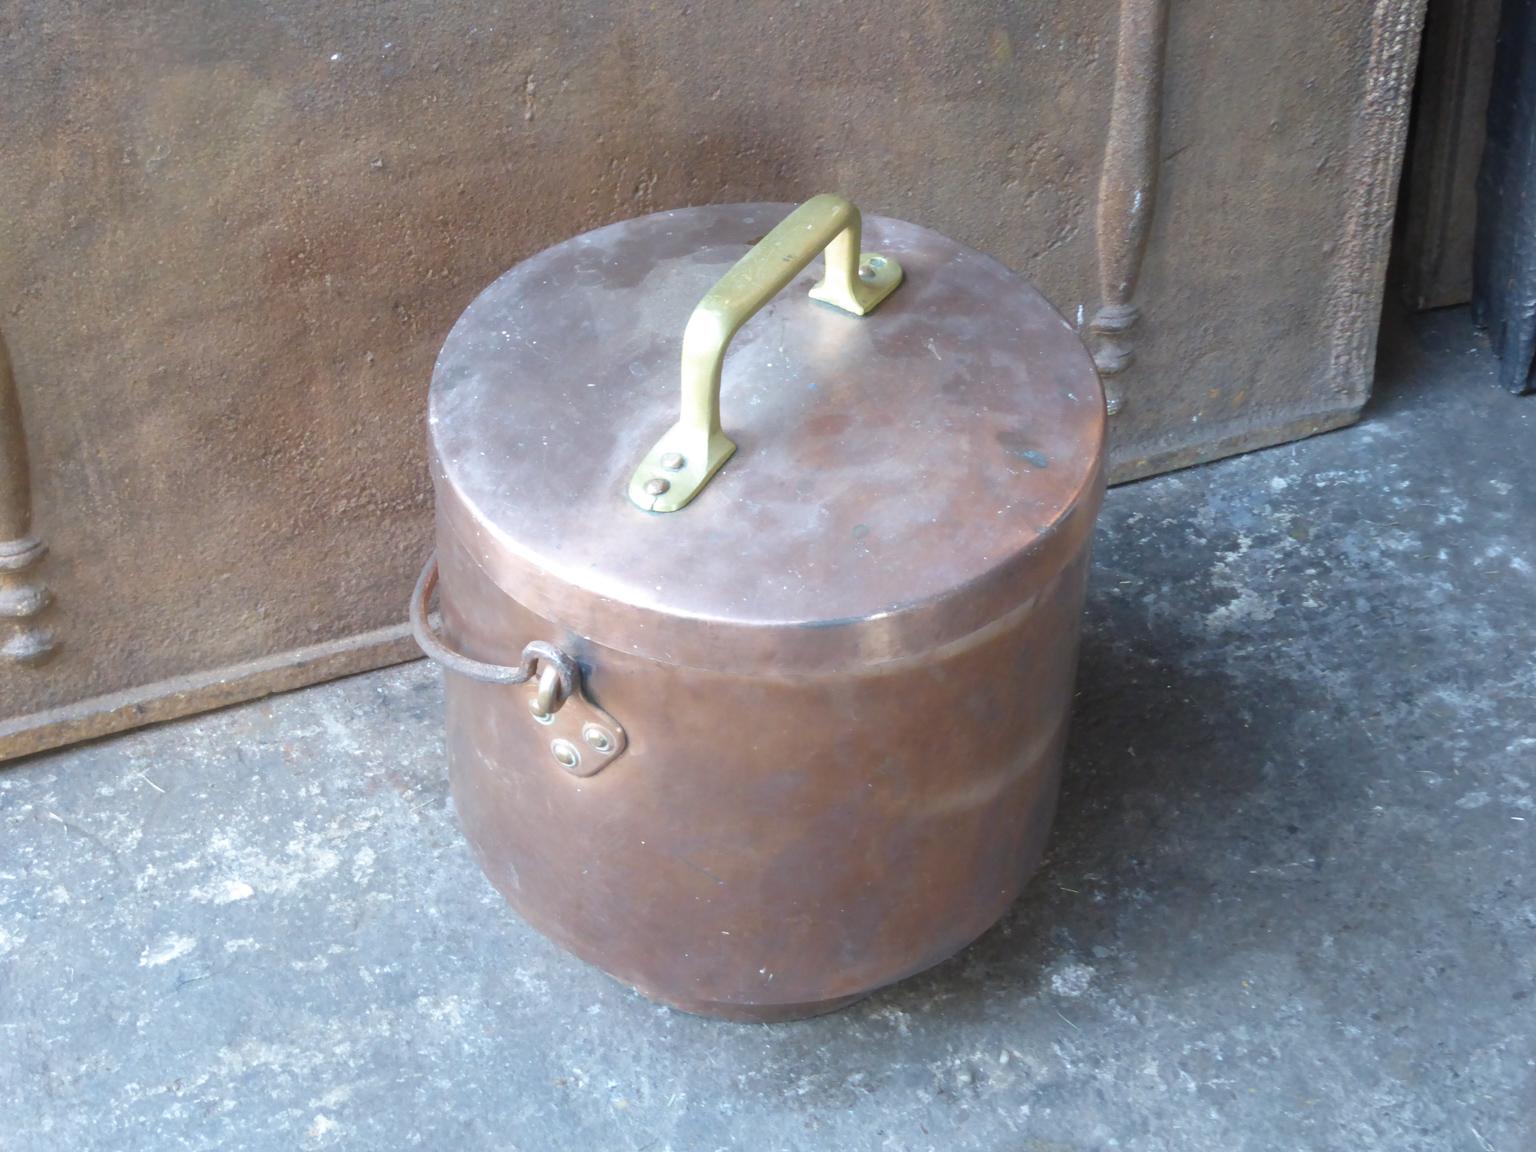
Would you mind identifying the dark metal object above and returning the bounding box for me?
[0,328,55,668]
[1088,0,1169,416]
[419,201,1106,1020]
[1396,0,1502,310]
[1473,0,1536,393]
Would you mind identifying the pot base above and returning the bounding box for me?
[641,987,874,1023]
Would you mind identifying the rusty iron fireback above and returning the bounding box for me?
[413,196,1107,1021]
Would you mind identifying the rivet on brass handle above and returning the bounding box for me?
[628,193,904,513]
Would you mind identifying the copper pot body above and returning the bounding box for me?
[433,495,1098,1021]
[421,201,1106,1020]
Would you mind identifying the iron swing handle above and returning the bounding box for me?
[626,193,904,513]
[411,555,574,698]
[409,555,628,776]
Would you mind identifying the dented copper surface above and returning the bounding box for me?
[422,201,1106,1020]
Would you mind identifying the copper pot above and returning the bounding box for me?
[412,195,1106,1021]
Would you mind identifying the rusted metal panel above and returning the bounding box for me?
[0,0,1425,758]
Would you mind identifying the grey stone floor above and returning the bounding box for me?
[3,307,1533,1151]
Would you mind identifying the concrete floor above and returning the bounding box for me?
[2,307,1532,1151]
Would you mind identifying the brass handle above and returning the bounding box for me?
[627,194,903,512]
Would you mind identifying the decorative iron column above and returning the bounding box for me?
[0,326,55,666]
[1089,0,1170,415]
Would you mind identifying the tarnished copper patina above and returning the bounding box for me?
[413,197,1106,1020]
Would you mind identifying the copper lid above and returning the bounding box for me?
[430,200,1105,673]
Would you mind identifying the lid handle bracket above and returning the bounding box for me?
[627,194,903,513]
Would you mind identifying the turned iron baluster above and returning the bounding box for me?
[1089,0,1169,415]
[0,326,55,667]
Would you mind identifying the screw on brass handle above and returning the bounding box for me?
[627,193,903,513]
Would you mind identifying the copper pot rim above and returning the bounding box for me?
[434,454,1106,677]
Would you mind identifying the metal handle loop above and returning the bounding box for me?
[627,193,903,513]
[410,554,576,706]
